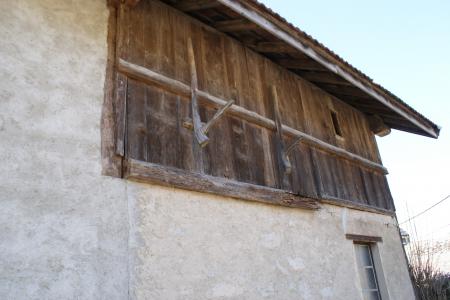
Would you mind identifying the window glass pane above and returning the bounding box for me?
[364,268,378,290]
[355,244,382,299]
[357,245,372,267]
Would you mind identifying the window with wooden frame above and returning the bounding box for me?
[102,0,395,213]
[346,234,388,300]
[355,243,382,300]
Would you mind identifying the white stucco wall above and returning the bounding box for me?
[126,183,415,300]
[0,1,129,299]
[0,0,415,299]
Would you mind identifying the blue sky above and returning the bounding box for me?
[258,0,450,265]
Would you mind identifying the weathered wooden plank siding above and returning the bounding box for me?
[118,0,393,210]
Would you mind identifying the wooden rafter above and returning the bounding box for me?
[250,42,297,53]
[275,58,327,71]
[318,83,370,98]
[296,71,353,86]
[214,19,260,32]
[174,0,221,12]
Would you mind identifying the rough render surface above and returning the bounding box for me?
[127,183,415,300]
[0,0,415,299]
[0,0,129,299]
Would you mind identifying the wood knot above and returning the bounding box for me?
[137,125,147,135]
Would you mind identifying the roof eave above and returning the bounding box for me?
[216,0,440,138]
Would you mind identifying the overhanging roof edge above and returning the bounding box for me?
[216,0,440,138]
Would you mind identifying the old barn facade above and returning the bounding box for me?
[0,0,440,299]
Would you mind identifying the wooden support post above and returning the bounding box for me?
[186,39,234,147]
[182,99,234,137]
[187,38,209,147]
[187,37,206,173]
[271,86,292,189]
[202,99,234,134]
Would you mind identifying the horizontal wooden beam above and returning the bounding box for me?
[249,42,297,53]
[296,71,353,86]
[320,195,394,216]
[174,0,220,12]
[214,19,259,32]
[337,100,399,118]
[314,83,370,98]
[215,0,439,138]
[275,58,327,71]
[118,59,388,174]
[125,159,320,210]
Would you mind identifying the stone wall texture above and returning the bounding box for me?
[0,0,415,299]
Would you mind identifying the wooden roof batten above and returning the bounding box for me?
[152,0,440,139]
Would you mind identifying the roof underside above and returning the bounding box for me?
[160,0,440,138]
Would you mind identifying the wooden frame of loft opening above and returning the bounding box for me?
[101,0,400,215]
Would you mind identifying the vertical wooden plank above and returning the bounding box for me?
[322,95,349,200]
[102,3,122,177]
[343,161,358,203]
[197,27,235,179]
[242,48,268,186]
[272,65,299,190]
[232,43,255,184]
[115,73,128,157]
[327,99,364,203]
[126,80,146,161]
[359,112,383,163]
[360,170,386,209]
[327,153,345,199]
[313,150,337,198]
[222,40,252,183]
[116,3,129,61]
[344,105,371,160]
[373,172,394,210]
[159,4,180,168]
[330,99,357,155]
[381,175,395,210]
[293,79,323,197]
[357,167,371,206]
[350,163,369,204]
[172,8,194,171]
[297,80,331,197]
[125,4,146,162]
[132,1,179,168]
[282,70,319,197]
[252,58,276,188]
[271,85,292,190]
